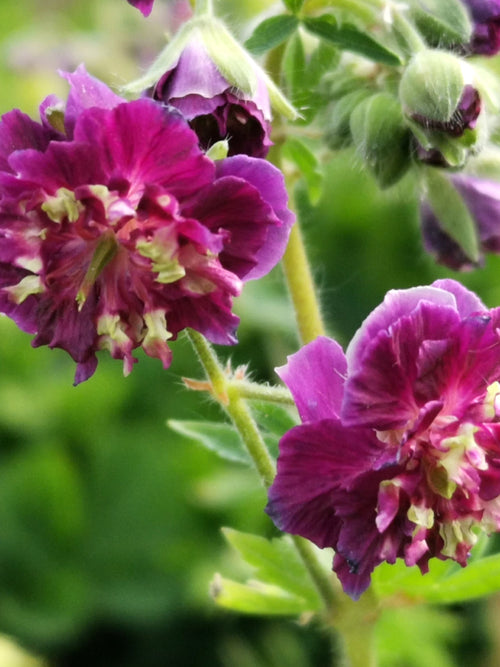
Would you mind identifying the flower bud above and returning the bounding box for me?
[123,15,297,157]
[400,50,471,128]
[400,50,483,167]
[349,92,411,188]
[422,170,500,269]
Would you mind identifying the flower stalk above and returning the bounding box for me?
[185,328,337,611]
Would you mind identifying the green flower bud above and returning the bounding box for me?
[399,50,467,125]
[324,89,373,150]
[349,92,411,188]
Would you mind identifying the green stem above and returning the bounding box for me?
[227,380,295,405]
[281,222,325,344]
[337,590,379,667]
[187,328,275,486]
[185,328,337,610]
[194,0,213,16]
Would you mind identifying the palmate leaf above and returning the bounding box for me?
[302,15,401,66]
[167,419,252,465]
[211,576,313,615]
[245,15,299,56]
[222,528,321,607]
[211,529,322,616]
[374,538,500,604]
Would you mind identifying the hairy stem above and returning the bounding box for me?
[186,328,337,610]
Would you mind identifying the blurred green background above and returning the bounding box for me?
[0,1,500,665]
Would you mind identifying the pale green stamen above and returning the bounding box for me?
[76,233,118,310]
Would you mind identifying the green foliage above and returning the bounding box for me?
[409,0,472,49]
[282,138,323,203]
[168,419,252,465]
[282,0,304,13]
[211,529,321,615]
[245,15,299,55]
[302,15,401,66]
[282,34,339,123]
[376,605,460,667]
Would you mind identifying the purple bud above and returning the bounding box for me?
[152,41,272,158]
[412,85,481,138]
[464,0,500,55]
[422,173,500,269]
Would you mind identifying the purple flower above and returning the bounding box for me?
[151,40,272,158]
[464,0,500,55]
[267,280,500,600]
[127,0,155,16]
[0,67,294,384]
[422,173,500,269]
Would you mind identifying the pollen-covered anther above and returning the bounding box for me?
[41,187,82,223]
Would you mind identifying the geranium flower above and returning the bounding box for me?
[0,67,294,384]
[421,172,500,269]
[267,280,500,599]
[151,39,272,158]
[127,0,155,16]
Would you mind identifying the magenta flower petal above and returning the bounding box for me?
[215,156,294,280]
[127,0,155,16]
[60,65,124,136]
[0,110,53,173]
[276,336,347,422]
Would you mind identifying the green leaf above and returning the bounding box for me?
[421,553,500,604]
[424,168,479,264]
[373,557,459,600]
[211,575,313,615]
[373,549,500,604]
[376,605,460,667]
[250,401,298,440]
[283,0,304,13]
[222,528,322,608]
[282,137,324,203]
[410,0,472,49]
[167,419,251,465]
[303,15,401,66]
[283,32,307,101]
[245,15,299,56]
[283,34,339,122]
